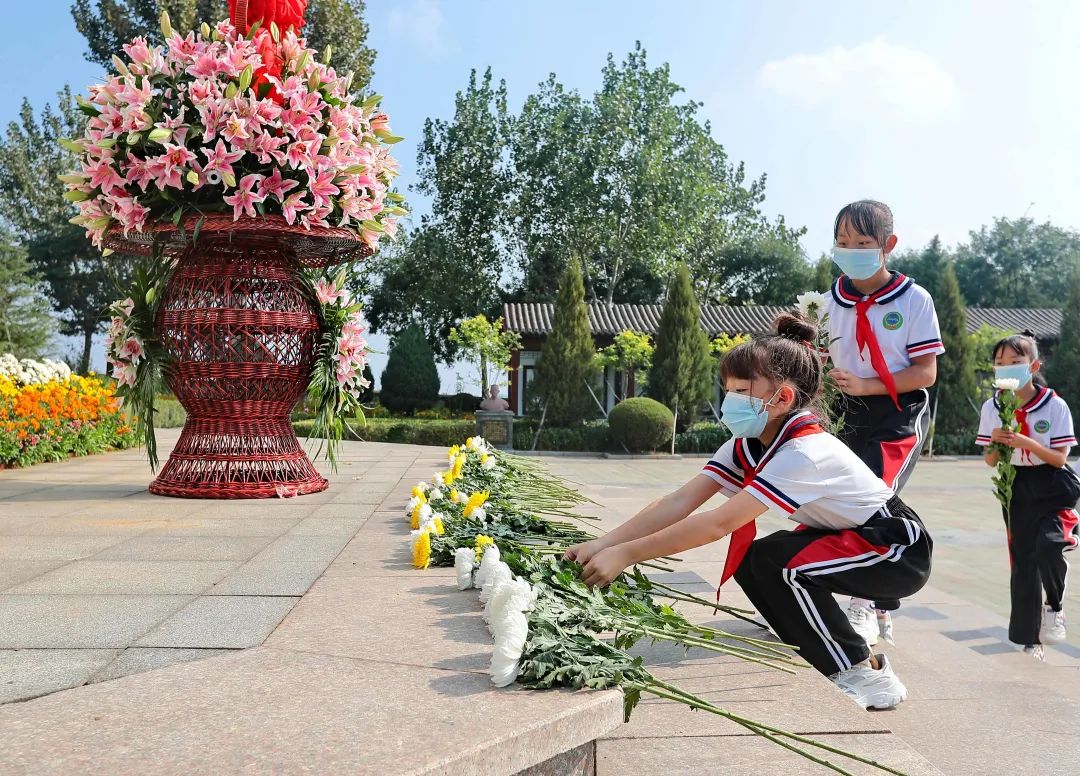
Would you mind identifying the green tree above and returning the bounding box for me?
[379,325,440,414]
[534,260,596,426]
[650,263,713,429]
[595,330,653,402]
[0,237,55,358]
[954,217,1080,307]
[449,314,521,395]
[71,0,376,88]
[0,89,118,373]
[1047,265,1080,432]
[969,323,1014,375]
[369,70,510,356]
[701,235,813,305]
[921,238,978,434]
[813,254,838,293]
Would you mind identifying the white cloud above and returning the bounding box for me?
[387,0,446,54]
[758,37,959,124]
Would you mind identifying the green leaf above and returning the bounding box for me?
[192,215,205,245]
[361,94,383,109]
[238,65,253,93]
[58,138,83,153]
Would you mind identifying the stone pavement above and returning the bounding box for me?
[1,437,1078,774]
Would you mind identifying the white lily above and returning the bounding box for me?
[454,547,475,590]
[994,378,1021,391]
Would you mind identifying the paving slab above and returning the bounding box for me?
[597,733,944,775]
[92,535,274,561]
[207,558,336,596]
[135,595,300,648]
[0,561,65,592]
[89,647,233,684]
[264,574,493,674]
[7,560,239,595]
[143,516,302,536]
[0,647,623,776]
[285,514,371,536]
[0,649,119,703]
[0,594,192,648]
[0,535,126,561]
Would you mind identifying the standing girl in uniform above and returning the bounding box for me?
[977,333,1080,660]
[565,312,933,710]
[825,200,944,647]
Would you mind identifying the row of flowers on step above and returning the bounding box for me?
[0,355,73,388]
[0,359,135,467]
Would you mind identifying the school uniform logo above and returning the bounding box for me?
[882,311,904,331]
[1035,419,1051,433]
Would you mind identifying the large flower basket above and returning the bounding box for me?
[104,215,371,498]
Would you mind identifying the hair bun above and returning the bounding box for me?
[1020,328,1036,338]
[774,311,817,343]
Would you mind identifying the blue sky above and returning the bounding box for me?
[3,1,1078,385]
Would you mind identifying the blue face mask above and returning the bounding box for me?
[832,247,883,280]
[720,389,780,439]
[994,363,1032,388]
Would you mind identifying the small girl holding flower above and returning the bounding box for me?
[976,332,1080,658]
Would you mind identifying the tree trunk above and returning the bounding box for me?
[480,353,489,396]
[79,326,93,375]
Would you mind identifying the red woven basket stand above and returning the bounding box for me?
[104,215,373,499]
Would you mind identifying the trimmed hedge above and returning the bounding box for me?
[674,422,730,454]
[294,417,475,447]
[513,421,612,452]
[609,397,674,452]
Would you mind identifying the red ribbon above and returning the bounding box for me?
[719,418,824,590]
[855,299,901,411]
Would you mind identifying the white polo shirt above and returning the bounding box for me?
[976,386,1077,466]
[701,413,894,530]
[824,273,945,379]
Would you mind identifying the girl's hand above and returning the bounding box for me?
[830,369,868,396]
[990,428,1021,447]
[563,538,606,567]
[580,545,631,588]
[1009,433,1036,451]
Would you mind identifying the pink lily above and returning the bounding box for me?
[256,168,299,201]
[223,174,266,220]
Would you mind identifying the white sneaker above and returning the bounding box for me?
[832,654,907,710]
[1023,645,1046,662]
[846,603,879,647]
[1041,608,1066,645]
[877,610,895,645]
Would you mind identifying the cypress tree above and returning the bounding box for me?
[923,238,977,434]
[380,325,440,414]
[1047,262,1080,432]
[650,263,713,429]
[534,259,596,426]
[813,254,836,292]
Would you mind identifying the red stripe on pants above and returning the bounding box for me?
[785,530,891,570]
[880,435,918,489]
[1061,509,1080,547]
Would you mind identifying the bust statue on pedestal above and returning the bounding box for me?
[478,384,510,412]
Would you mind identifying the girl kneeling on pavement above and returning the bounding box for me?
[566,312,933,710]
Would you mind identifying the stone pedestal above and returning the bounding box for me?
[476,410,514,451]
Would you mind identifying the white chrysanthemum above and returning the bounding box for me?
[479,561,512,605]
[481,454,496,470]
[405,495,421,515]
[473,543,501,588]
[490,609,528,687]
[429,488,444,502]
[417,503,433,524]
[454,491,469,504]
[472,507,487,522]
[994,378,1021,391]
[795,291,829,321]
[454,547,475,590]
[433,472,445,486]
[415,481,430,493]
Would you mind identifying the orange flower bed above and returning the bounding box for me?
[0,373,136,467]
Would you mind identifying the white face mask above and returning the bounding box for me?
[832,246,883,280]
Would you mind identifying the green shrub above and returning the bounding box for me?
[294,418,474,448]
[151,398,187,428]
[513,420,612,452]
[674,422,730,454]
[609,397,674,452]
[927,432,979,456]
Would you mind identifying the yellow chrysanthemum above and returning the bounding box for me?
[410,503,422,529]
[480,453,490,465]
[412,529,431,569]
[431,517,444,535]
[464,490,489,518]
[465,437,476,451]
[448,444,461,459]
[452,454,465,479]
[450,489,459,503]
[443,468,456,486]
[411,484,426,499]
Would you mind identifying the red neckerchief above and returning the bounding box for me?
[718,413,825,593]
[1008,385,1051,464]
[835,273,911,411]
